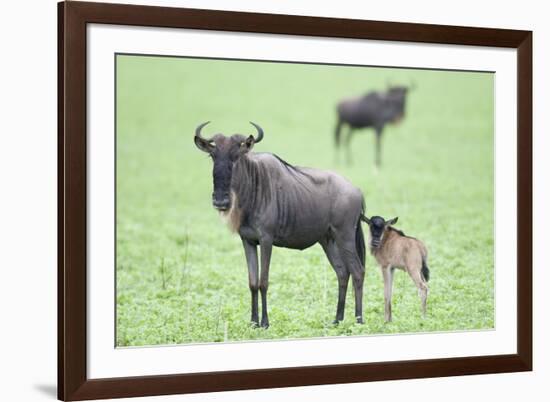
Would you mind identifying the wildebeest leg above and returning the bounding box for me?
[334,118,344,147]
[259,238,273,328]
[242,238,259,327]
[382,266,395,322]
[407,267,429,317]
[320,239,350,324]
[334,233,365,324]
[345,127,355,165]
[334,116,344,163]
[375,127,383,168]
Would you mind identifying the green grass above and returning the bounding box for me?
[115,55,494,346]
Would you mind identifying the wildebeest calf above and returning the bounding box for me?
[362,215,430,322]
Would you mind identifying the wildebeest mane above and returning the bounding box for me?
[272,154,303,173]
[231,154,271,216]
[271,154,319,184]
[388,226,419,241]
[389,226,406,236]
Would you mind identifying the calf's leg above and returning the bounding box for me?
[242,239,259,326]
[407,267,429,317]
[382,266,395,322]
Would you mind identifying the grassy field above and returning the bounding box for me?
[115,55,494,347]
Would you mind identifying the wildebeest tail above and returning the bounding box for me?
[356,218,366,267]
[421,258,430,282]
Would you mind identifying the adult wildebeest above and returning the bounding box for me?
[335,85,411,167]
[362,215,430,322]
[194,121,367,328]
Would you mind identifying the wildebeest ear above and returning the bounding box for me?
[240,135,255,153]
[194,136,214,153]
[386,217,398,226]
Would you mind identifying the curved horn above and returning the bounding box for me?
[249,121,264,143]
[195,121,213,141]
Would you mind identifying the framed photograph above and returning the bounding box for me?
[58,1,532,400]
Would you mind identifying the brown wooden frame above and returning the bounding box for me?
[58,1,532,400]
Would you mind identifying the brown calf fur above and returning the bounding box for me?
[364,216,430,322]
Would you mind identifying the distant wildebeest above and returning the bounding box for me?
[335,85,412,167]
[194,121,367,328]
[362,215,430,322]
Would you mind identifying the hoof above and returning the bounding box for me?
[260,322,269,329]
[250,321,259,328]
[332,319,341,326]
[356,316,364,324]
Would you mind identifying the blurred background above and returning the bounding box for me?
[116,54,494,346]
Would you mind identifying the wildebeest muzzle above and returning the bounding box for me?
[212,192,231,211]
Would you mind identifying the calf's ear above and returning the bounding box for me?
[386,217,398,226]
[194,136,214,153]
[240,135,255,153]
